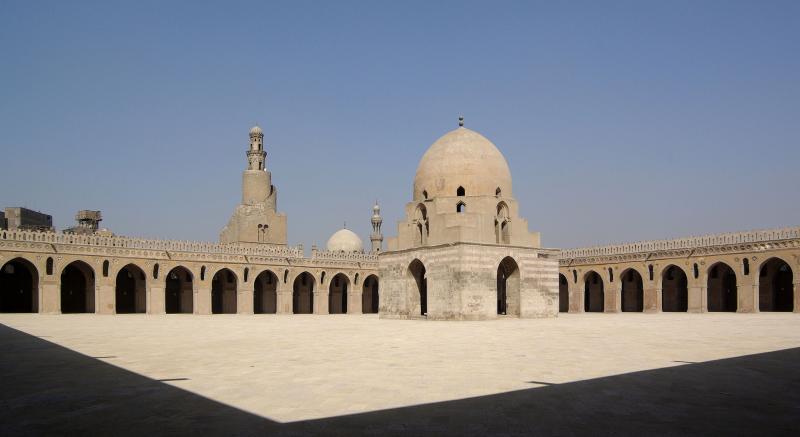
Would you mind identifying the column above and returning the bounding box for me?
[314,290,328,314]
[277,288,292,314]
[737,276,757,313]
[348,289,362,314]
[688,284,704,313]
[96,277,115,314]
[606,284,620,313]
[794,281,800,313]
[568,282,582,313]
[148,279,165,314]
[40,275,60,314]
[195,285,212,315]
[644,287,659,313]
[238,281,254,314]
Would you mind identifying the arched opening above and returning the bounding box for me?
[456,202,466,213]
[0,258,39,313]
[115,264,146,314]
[408,259,427,316]
[292,272,315,314]
[495,187,501,196]
[166,266,193,314]
[328,273,349,314]
[414,204,428,246]
[495,202,510,245]
[497,257,520,316]
[661,265,688,312]
[584,271,604,312]
[61,261,95,313]
[707,262,737,312]
[211,268,237,314]
[457,186,465,196]
[558,274,569,313]
[362,274,379,313]
[254,270,278,314]
[620,268,644,312]
[759,258,794,312]
[422,190,428,200]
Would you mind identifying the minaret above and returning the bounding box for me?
[370,202,383,253]
[242,125,271,206]
[219,125,287,245]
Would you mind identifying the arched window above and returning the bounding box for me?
[572,269,577,284]
[743,258,750,276]
[355,273,360,285]
[495,187,502,196]
[693,263,699,279]
[244,267,249,283]
[457,202,466,213]
[321,271,326,284]
[102,260,109,277]
[46,257,54,275]
[608,267,614,283]
[457,186,465,196]
[422,190,428,200]
[201,265,206,281]
[648,264,654,281]
[153,263,159,279]
[284,269,289,283]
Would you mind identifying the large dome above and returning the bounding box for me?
[413,126,512,200]
[326,228,363,252]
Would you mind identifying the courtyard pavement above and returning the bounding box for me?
[1,313,798,436]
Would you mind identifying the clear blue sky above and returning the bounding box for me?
[1,1,798,249]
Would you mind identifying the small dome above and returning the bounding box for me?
[249,125,263,136]
[413,126,512,200]
[326,228,363,252]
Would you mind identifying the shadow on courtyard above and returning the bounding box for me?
[1,323,798,436]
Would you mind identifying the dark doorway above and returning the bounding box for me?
[254,270,277,314]
[328,273,349,314]
[409,259,427,316]
[0,258,38,313]
[292,272,315,314]
[115,264,146,314]
[61,261,95,313]
[621,269,644,312]
[559,274,569,313]
[584,271,604,312]
[497,257,520,316]
[707,263,737,312]
[759,258,794,312]
[212,269,237,314]
[662,265,688,312]
[362,275,379,313]
[166,266,193,314]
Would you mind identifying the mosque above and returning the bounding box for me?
[0,121,797,317]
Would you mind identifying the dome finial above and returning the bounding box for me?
[343,221,347,229]
[458,115,464,127]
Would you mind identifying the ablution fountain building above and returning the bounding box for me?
[1,121,798,317]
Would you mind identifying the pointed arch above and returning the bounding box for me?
[558,273,569,313]
[292,271,315,314]
[408,259,427,316]
[328,273,349,314]
[115,263,147,314]
[661,265,688,312]
[584,270,604,312]
[497,257,520,316]
[707,262,737,312]
[620,268,644,312]
[211,268,237,314]
[254,269,278,314]
[758,257,794,312]
[61,260,95,313]
[166,266,194,314]
[0,257,39,313]
[362,274,379,313]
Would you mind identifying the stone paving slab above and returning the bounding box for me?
[1,313,799,435]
